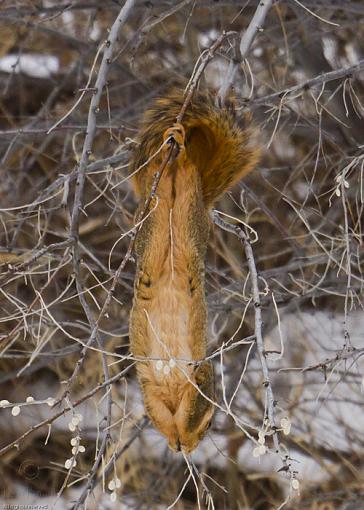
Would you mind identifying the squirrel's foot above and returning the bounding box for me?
[163,123,185,161]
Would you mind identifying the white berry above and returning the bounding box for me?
[12,406,21,416]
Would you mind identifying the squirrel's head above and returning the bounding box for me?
[170,361,215,454]
[139,361,215,454]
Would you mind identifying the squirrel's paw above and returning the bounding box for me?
[163,123,185,161]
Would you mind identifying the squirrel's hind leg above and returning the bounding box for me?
[162,123,186,162]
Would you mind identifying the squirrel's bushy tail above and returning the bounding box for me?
[131,89,260,206]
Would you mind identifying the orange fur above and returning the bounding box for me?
[129,91,260,453]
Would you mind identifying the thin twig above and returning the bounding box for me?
[66,2,136,505]
[177,30,236,122]
[212,210,292,477]
[247,59,364,108]
[0,364,134,458]
[218,0,273,101]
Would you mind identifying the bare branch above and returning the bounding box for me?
[218,0,273,100]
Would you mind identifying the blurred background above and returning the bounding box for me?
[0,1,363,508]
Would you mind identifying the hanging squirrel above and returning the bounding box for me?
[129,90,260,453]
